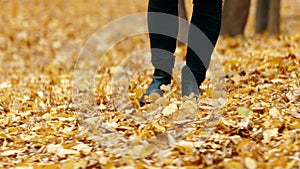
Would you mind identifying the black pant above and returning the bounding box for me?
[148,0,222,85]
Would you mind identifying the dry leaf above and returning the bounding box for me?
[1,1,300,168]
[224,159,243,169]
[141,144,159,158]
[236,139,250,151]
[228,135,242,144]
[231,74,242,84]
[155,97,168,106]
[0,150,22,156]
[263,128,278,143]
[175,140,194,153]
[269,107,280,118]
[149,93,161,102]
[289,107,300,118]
[46,144,63,154]
[33,164,60,169]
[244,157,257,169]
[57,149,79,156]
[72,143,92,155]
[161,103,177,116]
[238,107,253,118]
[61,160,75,169]
[286,160,297,169]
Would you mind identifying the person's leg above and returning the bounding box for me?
[182,0,222,97]
[140,0,179,106]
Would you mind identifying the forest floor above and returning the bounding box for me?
[0,0,299,168]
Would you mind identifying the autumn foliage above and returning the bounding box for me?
[0,0,299,169]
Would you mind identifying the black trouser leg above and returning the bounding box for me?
[185,0,222,86]
[140,0,179,106]
[143,0,222,102]
[147,0,178,75]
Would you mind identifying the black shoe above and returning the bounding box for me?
[140,69,171,106]
[181,65,200,98]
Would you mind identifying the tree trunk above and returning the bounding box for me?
[220,0,251,36]
[178,0,189,46]
[255,0,270,34]
[268,0,281,35]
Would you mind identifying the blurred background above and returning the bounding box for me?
[180,0,300,36]
[0,0,299,79]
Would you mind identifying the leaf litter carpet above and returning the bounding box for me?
[0,0,299,168]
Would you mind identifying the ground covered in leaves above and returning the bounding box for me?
[0,0,300,168]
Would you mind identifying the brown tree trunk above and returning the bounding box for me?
[178,0,189,46]
[268,0,281,35]
[255,0,270,34]
[220,0,251,36]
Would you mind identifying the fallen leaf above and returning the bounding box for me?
[75,159,88,169]
[46,144,63,154]
[57,149,79,156]
[231,74,242,84]
[61,160,75,169]
[161,103,177,116]
[224,159,243,169]
[238,107,253,118]
[0,150,22,156]
[263,128,278,143]
[175,140,194,153]
[245,157,257,169]
[228,135,242,144]
[72,143,92,155]
[236,139,249,151]
[286,160,297,169]
[149,93,161,102]
[33,164,60,169]
[289,107,300,118]
[141,144,159,158]
[155,97,168,106]
[269,107,280,118]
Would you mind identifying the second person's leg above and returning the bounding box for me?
[140,0,179,106]
[182,0,222,97]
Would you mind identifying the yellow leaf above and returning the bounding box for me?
[161,103,177,116]
[43,63,56,73]
[37,91,44,98]
[175,140,194,153]
[155,97,168,106]
[99,103,107,110]
[263,128,278,143]
[33,164,60,169]
[72,143,92,155]
[269,107,280,118]
[289,107,300,119]
[224,159,243,169]
[222,118,236,126]
[238,107,253,118]
[75,159,88,169]
[236,139,249,151]
[149,93,161,102]
[178,100,197,119]
[245,157,257,169]
[288,121,300,129]
[46,144,63,154]
[239,87,256,94]
[228,135,242,144]
[231,74,242,84]
[61,160,75,169]
[286,160,297,169]
[57,149,79,156]
[0,149,22,156]
[141,144,159,158]
[103,162,115,169]
[152,120,165,133]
